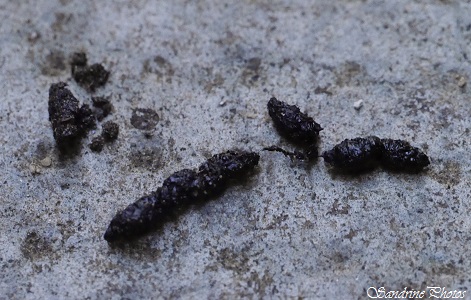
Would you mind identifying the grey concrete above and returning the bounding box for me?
[1,0,470,299]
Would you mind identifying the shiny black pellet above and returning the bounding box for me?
[267,97,322,161]
[321,136,430,173]
[321,136,382,172]
[268,97,322,144]
[380,139,430,172]
[104,150,260,242]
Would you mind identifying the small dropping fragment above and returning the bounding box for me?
[130,108,159,130]
[92,96,113,121]
[71,52,109,92]
[70,52,87,67]
[102,121,119,141]
[89,136,105,152]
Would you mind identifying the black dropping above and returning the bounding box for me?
[78,104,96,131]
[92,96,113,121]
[321,137,430,173]
[266,97,322,161]
[70,52,87,67]
[104,150,260,242]
[159,169,199,207]
[104,192,165,242]
[48,82,96,150]
[89,136,105,152]
[268,97,322,144]
[380,139,430,172]
[321,136,382,172]
[89,122,119,152]
[71,52,109,92]
[102,121,119,141]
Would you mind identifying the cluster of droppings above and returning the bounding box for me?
[48,73,119,154]
[264,98,430,174]
[48,55,116,154]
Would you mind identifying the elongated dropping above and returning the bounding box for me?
[104,150,260,242]
[267,97,322,161]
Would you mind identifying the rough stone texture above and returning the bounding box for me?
[1,0,470,299]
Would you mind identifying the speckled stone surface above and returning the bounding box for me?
[1,0,470,299]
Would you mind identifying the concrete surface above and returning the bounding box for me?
[1,0,470,299]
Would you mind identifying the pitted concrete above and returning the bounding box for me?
[1,0,470,299]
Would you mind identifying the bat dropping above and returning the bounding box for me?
[321,136,382,172]
[104,150,260,242]
[89,136,105,152]
[102,121,119,141]
[92,96,113,121]
[48,82,96,151]
[266,97,322,161]
[268,97,322,144]
[71,52,109,92]
[321,136,430,173]
[380,138,430,172]
[89,121,119,152]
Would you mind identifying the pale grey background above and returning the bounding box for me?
[1,0,470,299]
